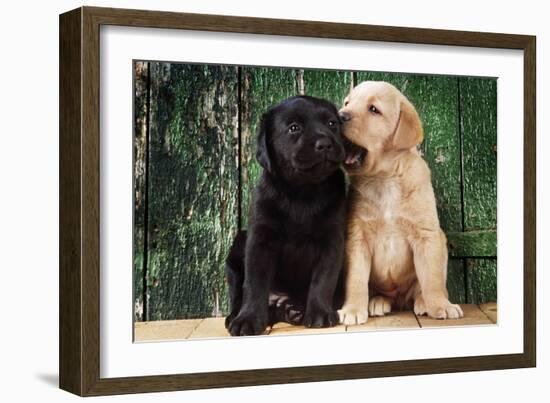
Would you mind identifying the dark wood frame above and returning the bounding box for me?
[59,6,536,396]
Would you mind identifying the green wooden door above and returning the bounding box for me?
[134,63,497,321]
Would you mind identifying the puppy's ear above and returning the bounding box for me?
[392,97,424,150]
[256,112,274,174]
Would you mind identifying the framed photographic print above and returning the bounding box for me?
[59,6,536,396]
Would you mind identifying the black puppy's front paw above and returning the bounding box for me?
[224,311,238,329]
[303,305,339,328]
[228,310,268,336]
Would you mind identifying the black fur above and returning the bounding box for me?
[225,96,347,336]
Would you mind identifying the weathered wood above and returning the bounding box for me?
[133,61,148,322]
[302,69,353,106]
[447,230,497,257]
[146,63,239,320]
[269,322,347,335]
[59,8,83,395]
[240,67,298,225]
[466,259,497,304]
[459,78,497,304]
[188,318,230,339]
[447,259,466,304]
[460,78,497,231]
[347,311,420,331]
[417,304,494,328]
[134,319,202,342]
[405,76,463,233]
[479,302,497,323]
[356,71,410,92]
[133,304,496,341]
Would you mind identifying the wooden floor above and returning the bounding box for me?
[135,302,497,342]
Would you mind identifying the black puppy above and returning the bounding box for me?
[225,96,347,336]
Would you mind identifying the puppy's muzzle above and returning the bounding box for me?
[314,137,333,153]
[339,111,352,122]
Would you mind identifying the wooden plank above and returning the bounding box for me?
[447,259,466,304]
[133,60,149,322]
[134,319,203,342]
[347,311,420,332]
[404,76,463,233]
[356,71,410,93]
[459,77,497,231]
[302,69,353,106]
[133,302,497,341]
[188,317,230,339]
[146,63,240,320]
[447,230,497,257]
[240,67,298,226]
[269,322,347,336]
[479,302,498,323]
[416,304,494,328]
[59,8,83,395]
[466,259,498,304]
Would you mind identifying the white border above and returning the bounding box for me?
[100,25,524,378]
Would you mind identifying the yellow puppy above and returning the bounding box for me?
[338,81,463,325]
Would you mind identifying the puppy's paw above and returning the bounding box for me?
[338,305,369,325]
[284,303,305,325]
[224,311,238,329]
[303,306,339,328]
[269,299,305,325]
[418,296,464,320]
[228,310,268,336]
[413,295,427,316]
[368,296,392,317]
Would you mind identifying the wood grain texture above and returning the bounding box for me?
[523,37,536,367]
[59,6,536,396]
[479,302,497,323]
[59,8,83,396]
[135,319,202,341]
[447,230,497,257]
[134,304,497,341]
[460,78,497,230]
[187,318,231,339]
[302,69,353,105]
[447,259,466,304]
[133,61,149,322]
[347,311,420,331]
[146,63,239,320]
[269,323,347,335]
[466,259,498,304]
[416,304,493,328]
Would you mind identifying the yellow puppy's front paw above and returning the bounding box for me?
[417,296,464,319]
[368,296,392,316]
[338,304,369,325]
[413,295,427,316]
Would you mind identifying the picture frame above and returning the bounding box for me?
[59,6,536,396]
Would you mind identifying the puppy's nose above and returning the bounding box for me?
[339,111,351,122]
[315,137,333,152]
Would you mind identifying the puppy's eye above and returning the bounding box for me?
[344,100,349,107]
[369,105,381,114]
[328,120,337,127]
[288,124,301,133]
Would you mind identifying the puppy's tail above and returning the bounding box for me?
[224,231,247,328]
